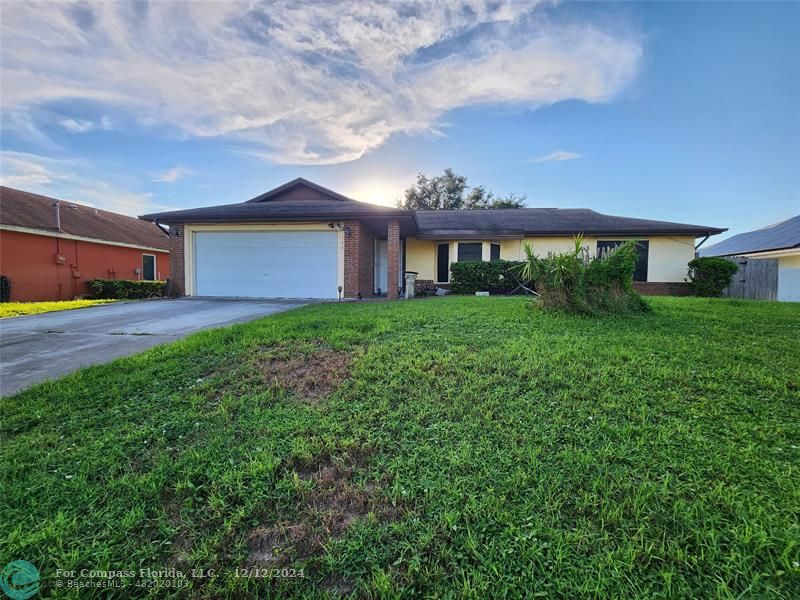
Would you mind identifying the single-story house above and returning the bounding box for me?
[141,178,726,300]
[0,187,170,301]
[700,214,800,302]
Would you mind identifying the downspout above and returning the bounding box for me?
[695,234,710,253]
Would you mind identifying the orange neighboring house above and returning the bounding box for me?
[0,187,169,301]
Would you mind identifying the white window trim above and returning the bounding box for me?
[142,254,157,281]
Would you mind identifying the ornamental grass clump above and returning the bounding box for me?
[518,236,650,315]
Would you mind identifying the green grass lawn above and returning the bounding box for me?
[2,297,798,598]
[0,299,115,318]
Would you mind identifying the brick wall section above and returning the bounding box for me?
[343,221,375,298]
[387,219,400,299]
[167,224,185,296]
[358,223,375,297]
[633,282,691,296]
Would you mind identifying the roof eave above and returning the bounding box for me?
[139,210,414,224]
[415,228,727,239]
[415,232,524,240]
[705,242,800,257]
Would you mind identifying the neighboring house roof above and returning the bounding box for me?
[413,208,725,238]
[141,177,725,238]
[1,186,169,251]
[700,214,800,257]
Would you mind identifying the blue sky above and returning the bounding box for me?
[1,1,797,240]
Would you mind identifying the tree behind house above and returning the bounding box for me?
[401,168,526,210]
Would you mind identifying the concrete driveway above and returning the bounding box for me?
[0,298,309,396]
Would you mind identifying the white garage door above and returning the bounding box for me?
[194,230,338,298]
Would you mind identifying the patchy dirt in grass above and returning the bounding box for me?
[258,342,356,404]
[161,491,193,568]
[245,450,401,592]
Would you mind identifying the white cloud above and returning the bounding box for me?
[530,150,583,163]
[0,151,172,215]
[60,118,94,133]
[0,152,54,187]
[2,107,60,150]
[153,166,191,183]
[1,1,641,165]
[59,116,113,133]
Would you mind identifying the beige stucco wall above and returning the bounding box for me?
[778,253,800,302]
[409,235,698,284]
[501,237,598,260]
[510,236,695,282]
[405,238,436,281]
[777,253,800,268]
[645,236,696,282]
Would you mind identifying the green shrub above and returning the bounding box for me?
[686,257,738,297]
[518,237,650,315]
[87,279,166,299]
[449,260,524,294]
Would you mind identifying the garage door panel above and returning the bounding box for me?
[194,231,338,298]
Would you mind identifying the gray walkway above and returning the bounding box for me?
[0,298,309,396]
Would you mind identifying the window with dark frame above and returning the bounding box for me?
[142,254,156,281]
[490,243,501,261]
[437,243,450,282]
[457,242,483,262]
[596,240,649,282]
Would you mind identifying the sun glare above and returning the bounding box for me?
[344,180,404,207]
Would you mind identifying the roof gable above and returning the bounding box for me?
[1,187,169,250]
[141,177,410,224]
[245,178,354,203]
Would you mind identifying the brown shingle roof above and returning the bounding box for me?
[142,178,726,238]
[414,208,726,237]
[1,187,169,251]
[141,180,411,224]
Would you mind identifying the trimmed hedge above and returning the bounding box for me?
[87,279,166,299]
[449,260,524,294]
[686,257,739,297]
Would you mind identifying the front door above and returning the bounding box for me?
[374,239,405,295]
[437,243,450,283]
[374,240,388,295]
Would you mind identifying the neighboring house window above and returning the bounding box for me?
[490,243,501,261]
[457,242,482,262]
[437,243,450,283]
[142,254,157,281]
[597,240,649,281]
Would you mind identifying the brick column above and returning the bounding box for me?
[167,224,185,297]
[343,221,361,298]
[387,219,400,300]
